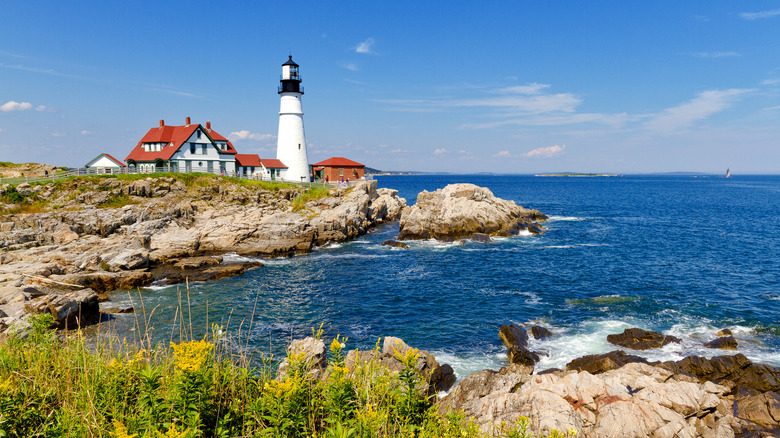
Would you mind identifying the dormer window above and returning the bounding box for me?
[197,130,202,140]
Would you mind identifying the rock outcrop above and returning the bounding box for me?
[0,177,406,338]
[398,184,546,241]
[606,327,681,350]
[439,352,780,437]
[277,336,456,396]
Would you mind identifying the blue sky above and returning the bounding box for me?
[1,1,779,174]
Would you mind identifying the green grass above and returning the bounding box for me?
[0,314,574,438]
[291,187,332,212]
[98,193,137,209]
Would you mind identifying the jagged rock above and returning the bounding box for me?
[704,336,738,350]
[276,336,328,380]
[106,248,149,271]
[717,328,733,336]
[660,354,780,395]
[24,288,100,329]
[606,327,681,350]
[172,256,223,270]
[381,240,409,249]
[15,183,32,196]
[398,183,545,241]
[438,362,729,437]
[500,323,529,349]
[508,346,540,366]
[529,325,553,340]
[566,350,649,374]
[733,392,780,434]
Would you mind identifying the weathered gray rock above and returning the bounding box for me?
[607,327,681,350]
[23,288,100,329]
[276,336,328,380]
[439,362,730,437]
[398,183,546,241]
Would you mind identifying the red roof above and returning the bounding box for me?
[125,122,237,163]
[312,157,364,167]
[259,158,287,168]
[235,154,262,167]
[103,153,127,167]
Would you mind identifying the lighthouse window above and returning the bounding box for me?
[298,144,301,150]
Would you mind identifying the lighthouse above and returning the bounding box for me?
[276,55,310,182]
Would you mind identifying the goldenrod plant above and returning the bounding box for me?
[0,313,576,437]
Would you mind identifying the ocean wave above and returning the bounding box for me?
[547,215,587,222]
[221,252,265,263]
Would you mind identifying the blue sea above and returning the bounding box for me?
[105,174,780,379]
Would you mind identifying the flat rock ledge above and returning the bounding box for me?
[398,183,547,241]
[0,179,406,339]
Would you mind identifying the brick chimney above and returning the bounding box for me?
[206,121,211,130]
[185,116,191,126]
[159,119,164,127]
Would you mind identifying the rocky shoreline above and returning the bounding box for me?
[283,327,780,438]
[1,176,406,337]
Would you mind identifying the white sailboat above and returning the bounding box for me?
[725,168,731,178]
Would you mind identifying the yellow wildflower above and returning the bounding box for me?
[264,378,297,398]
[111,419,137,438]
[0,376,12,392]
[128,349,147,367]
[155,423,190,438]
[107,357,124,372]
[170,339,213,372]
[395,346,419,368]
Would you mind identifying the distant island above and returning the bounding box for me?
[535,172,623,177]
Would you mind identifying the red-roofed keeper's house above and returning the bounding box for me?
[85,153,126,174]
[125,118,237,174]
[312,157,365,182]
[235,155,288,180]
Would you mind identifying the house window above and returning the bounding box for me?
[202,144,207,154]
[339,168,344,176]
[197,130,202,139]
[190,143,196,154]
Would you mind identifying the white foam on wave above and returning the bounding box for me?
[142,283,172,291]
[547,216,587,222]
[405,239,461,250]
[221,252,265,263]
[531,319,633,371]
[430,350,506,383]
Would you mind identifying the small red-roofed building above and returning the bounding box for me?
[312,157,365,182]
[235,154,288,180]
[85,153,126,174]
[125,118,237,174]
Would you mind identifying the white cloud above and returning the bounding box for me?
[344,63,358,71]
[390,148,409,154]
[228,130,275,142]
[81,130,93,136]
[355,38,375,54]
[52,132,66,137]
[452,92,581,113]
[643,89,752,132]
[434,148,449,155]
[690,52,740,58]
[762,78,780,85]
[493,150,512,158]
[739,8,780,20]
[764,105,780,111]
[525,145,565,158]
[497,83,550,95]
[1,101,32,112]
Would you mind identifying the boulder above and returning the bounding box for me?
[499,323,529,349]
[704,336,738,350]
[733,391,780,434]
[566,350,649,375]
[276,336,328,380]
[398,183,545,241]
[529,325,553,340]
[381,240,410,249]
[507,346,540,366]
[606,327,681,350]
[23,288,100,329]
[106,248,149,271]
[716,328,733,336]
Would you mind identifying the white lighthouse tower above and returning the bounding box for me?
[276,55,310,182]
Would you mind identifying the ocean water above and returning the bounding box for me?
[104,174,780,380]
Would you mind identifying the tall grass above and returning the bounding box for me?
[0,303,575,438]
[291,187,331,212]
